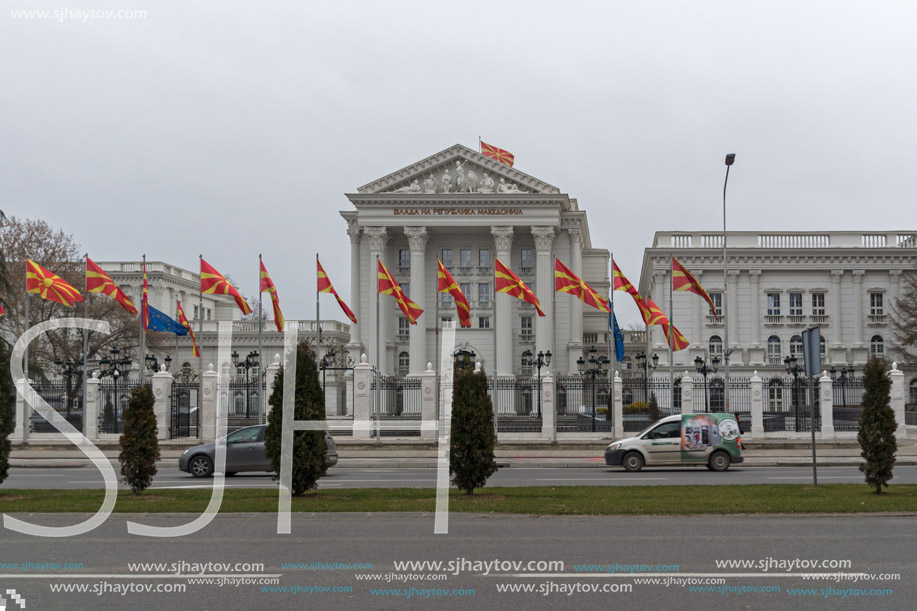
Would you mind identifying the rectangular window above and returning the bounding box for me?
[812,293,826,316]
[478,283,490,306]
[398,249,410,270]
[521,316,533,336]
[460,282,471,299]
[194,305,199,319]
[440,290,453,305]
[767,293,781,316]
[398,317,409,337]
[520,248,534,271]
[710,292,723,318]
[460,249,472,267]
[478,316,490,329]
[789,293,803,316]
[441,249,453,268]
[870,293,884,316]
[401,282,410,299]
[478,248,490,268]
[441,316,453,328]
[206,308,211,320]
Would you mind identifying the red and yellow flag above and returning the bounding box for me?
[200,259,252,315]
[259,259,284,332]
[662,321,690,351]
[672,257,718,321]
[494,258,545,316]
[26,259,84,307]
[554,258,610,313]
[86,256,138,315]
[436,260,471,327]
[612,260,639,297]
[318,259,358,324]
[141,258,150,330]
[377,260,424,324]
[635,295,670,327]
[480,141,514,167]
[176,300,200,357]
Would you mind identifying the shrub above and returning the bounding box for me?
[858,357,897,494]
[0,342,14,486]
[623,402,648,414]
[450,369,497,495]
[118,385,160,495]
[648,392,661,422]
[264,341,327,496]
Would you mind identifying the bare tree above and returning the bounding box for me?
[891,267,917,367]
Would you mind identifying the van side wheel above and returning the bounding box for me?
[709,451,730,472]
[622,452,644,472]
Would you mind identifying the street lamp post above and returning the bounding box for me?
[723,153,736,411]
[232,350,260,418]
[634,352,659,406]
[144,353,172,375]
[694,355,720,413]
[522,349,552,418]
[785,355,805,430]
[54,357,84,419]
[577,345,609,433]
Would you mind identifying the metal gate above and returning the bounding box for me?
[170,382,199,438]
[371,371,421,436]
[32,382,83,433]
[99,379,142,434]
[555,376,611,432]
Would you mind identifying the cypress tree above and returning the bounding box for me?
[858,356,897,494]
[0,342,15,486]
[118,385,160,495]
[450,369,497,495]
[264,341,327,496]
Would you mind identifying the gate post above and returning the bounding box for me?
[680,372,694,415]
[263,354,281,416]
[151,367,173,441]
[420,363,436,440]
[13,379,29,443]
[84,372,101,440]
[540,373,555,440]
[200,364,219,442]
[750,371,763,437]
[613,371,624,439]
[819,370,835,439]
[352,354,373,439]
[890,362,907,438]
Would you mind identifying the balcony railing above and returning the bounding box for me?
[706,315,724,325]
[519,333,535,343]
[765,315,783,324]
[397,333,409,342]
[476,300,492,309]
[520,267,534,275]
[869,314,887,324]
[477,266,491,275]
[457,266,473,275]
[788,315,806,325]
[397,266,410,275]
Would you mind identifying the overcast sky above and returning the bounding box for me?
[3,0,915,327]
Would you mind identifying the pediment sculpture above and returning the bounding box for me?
[386,161,529,194]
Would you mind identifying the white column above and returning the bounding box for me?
[405,227,428,376]
[541,373,555,440]
[263,353,282,408]
[365,227,390,372]
[890,362,907,438]
[613,371,624,438]
[492,226,514,377]
[352,354,372,439]
[420,362,436,440]
[727,270,740,360]
[568,227,583,374]
[652,271,666,351]
[750,371,763,436]
[749,270,761,346]
[830,270,843,347]
[84,373,101,440]
[151,368,173,441]
[200,364,219,442]
[346,221,362,348]
[681,372,694,415]
[819,370,835,439]
[14,379,28,442]
[853,270,865,347]
[532,226,555,362]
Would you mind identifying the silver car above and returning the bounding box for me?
[178,425,338,478]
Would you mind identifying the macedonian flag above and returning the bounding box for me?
[378,259,423,324]
[86,256,138,315]
[612,259,639,297]
[662,321,690,351]
[480,141,515,167]
[318,258,357,324]
[176,300,200,357]
[635,295,670,328]
[200,258,252,315]
[259,259,284,332]
[141,258,150,330]
[554,257,610,313]
[437,260,471,327]
[26,259,84,307]
[494,258,545,316]
[672,256,718,321]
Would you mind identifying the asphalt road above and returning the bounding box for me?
[6,464,917,489]
[0,513,913,610]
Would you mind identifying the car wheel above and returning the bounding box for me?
[622,452,644,472]
[708,451,730,472]
[189,455,214,478]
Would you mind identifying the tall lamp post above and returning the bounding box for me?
[144,353,172,375]
[577,345,609,432]
[635,352,659,406]
[829,366,854,409]
[522,349,551,418]
[98,346,131,433]
[722,153,736,411]
[694,355,720,413]
[232,350,259,418]
[784,355,805,430]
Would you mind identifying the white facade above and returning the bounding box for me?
[341,144,610,376]
[637,231,916,386]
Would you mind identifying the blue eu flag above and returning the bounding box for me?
[147,305,189,336]
[609,311,624,362]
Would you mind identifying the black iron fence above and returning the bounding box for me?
[489,376,541,433]
[30,382,83,433]
[170,382,199,438]
[99,378,144,434]
[760,376,819,433]
[372,371,421,436]
[555,376,612,432]
[227,378,263,431]
[832,377,864,432]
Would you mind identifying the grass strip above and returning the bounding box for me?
[0,484,915,514]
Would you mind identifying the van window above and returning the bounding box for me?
[645,421,680,439]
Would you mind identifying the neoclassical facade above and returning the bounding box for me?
[341,144,610,376]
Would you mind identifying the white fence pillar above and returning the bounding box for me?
[84,373,101,440]
[352,355,373,439]
[541,373,555,440]
[890,362,907,438]
[151,368,173,441]
[680,372,694,415]
[819,371,835,439]
[13,379,29,443]
[200,364,219,442]
[750,371,763,437]
[613,372,624,439]
[420,364,436,440]
[263,353,281,415]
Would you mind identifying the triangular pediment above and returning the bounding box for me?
[356,144,560,195]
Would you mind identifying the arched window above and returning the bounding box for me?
[789,335,803,358]
[709,335,723,359]
[768,378,784,411]
[710,378,725,412]
[397,351,409,376]
[870,335,885,358]
[622,355,632,371]
[767,336,782,365]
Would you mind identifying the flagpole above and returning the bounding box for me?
[316,253,322,358]
[608,254,613,380]
[492,259,498,439]
[82,254,90,437]
[669,258,675,411]
[198,254,204,441]
[141,254,146,375]
[435,260,440,422]
[375,255,381,445]
[258,254,264,425]
[23,268,30,443]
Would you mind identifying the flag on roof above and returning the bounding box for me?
[480,141,515,167]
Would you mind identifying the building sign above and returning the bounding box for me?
[394,208,524,216]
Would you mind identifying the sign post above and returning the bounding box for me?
[802,326,821,487]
